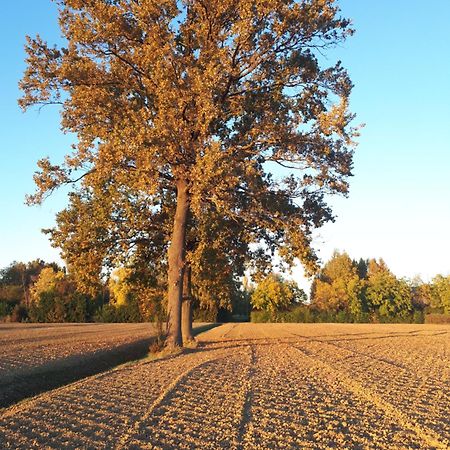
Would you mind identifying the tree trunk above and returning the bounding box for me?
[182,265,195,343]
[166,179,189,349]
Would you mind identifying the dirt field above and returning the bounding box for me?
[0,323,448,449]
[0,323,210,407]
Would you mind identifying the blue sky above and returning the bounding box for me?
[1,1,449,288]
[293,0,450,287]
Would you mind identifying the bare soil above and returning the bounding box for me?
[0,323,212,408]
[0,323,448,449]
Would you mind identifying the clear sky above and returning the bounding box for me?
[1,1,449,290]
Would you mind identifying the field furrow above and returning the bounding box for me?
[295,338,450,446]
[0,323,212,407]
[122,344,253,449]
[0,346,227,449]
[0,323,448,449]
[0,324,157,375]
[241,343,429,449]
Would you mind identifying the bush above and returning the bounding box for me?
[285,306,313,323]
[250,310,272,323]
[11,304,28,322]
[275,306,313,323]
[250,306,422,324]
[94,297,143,323]
[116,298,142,322]
[0,300,15,318]
[412,310,425,324]
[231,314,251,322]
[308,309,348,323]
[369,311,423,324]
[217,308,233,322]
[345,312,371,323]
[425,313,450,324]
[29,291,89,322]
[93,304,118,322]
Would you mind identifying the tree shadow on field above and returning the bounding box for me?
[0,337,153,409]
[0,323,220,409]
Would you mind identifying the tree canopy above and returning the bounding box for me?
[251,273,306,316]
[310,253,417,322]
[311,251,363,317]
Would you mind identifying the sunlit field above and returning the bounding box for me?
[0,323,207,407]
[1,323,448,449]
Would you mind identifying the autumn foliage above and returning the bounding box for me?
[309,251,449,323]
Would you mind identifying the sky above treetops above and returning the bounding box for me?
[1,1,449,291]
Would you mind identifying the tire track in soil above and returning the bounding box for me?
[220,323,239,339]
[288,331,446,382]
[123,344,253,449]
[115,347,238,449]
[336,334,450,382]
[288,329,448,343]
[288,331,449,388]
[239,342,427,449]
[314,336,447,386]
[289,343,448,450]
[295,336,450,443]
[0,347,228,449]
[236,345,256,450]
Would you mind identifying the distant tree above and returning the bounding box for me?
[430,275,450,314]
[109,267,133,307]
[355,258,369,279]
[408,276,432,310]
[106,265,164,323]
[310,251,364,319]
[366,259,412,319]
[28,269,91,323]
[30,267,65,304]
[21,0,357,348]
[251,274,305,318]
[0,260,61,308]
[0,285,23,318]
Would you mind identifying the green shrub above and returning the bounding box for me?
[0,300,15,318]
[93,304,117,322]
[288,306,314,323]
[412,310,425,324]
[29,291,89,322]
[250,310,272,323]
[250,306,425,324]
[94,298,143,323]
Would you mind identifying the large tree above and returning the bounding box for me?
[21,0,357,348]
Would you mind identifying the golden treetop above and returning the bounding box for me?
[22,0,358,275]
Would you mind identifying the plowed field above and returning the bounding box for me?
[0,323,208,407]
[1,323,448,449]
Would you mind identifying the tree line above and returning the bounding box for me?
[2,252,448,325]
[0,259,248,324]
[249,251,450,323]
